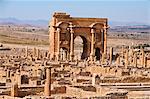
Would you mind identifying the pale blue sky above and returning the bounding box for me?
[0,0,150,24]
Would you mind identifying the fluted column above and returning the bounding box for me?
[69,23,74,61]
[44,67,52,96]
[90,28,95,61]
[103,24,108,57]
[56,27,61,61]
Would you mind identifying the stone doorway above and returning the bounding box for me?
[60,47,68,61]
[21,75,29,84]
[95,48,101,60]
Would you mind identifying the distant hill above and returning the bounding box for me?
[109,21,150,27]
[0,18,48,28]
[0,18,150,33]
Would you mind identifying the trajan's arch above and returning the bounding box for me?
[49,12,109,61]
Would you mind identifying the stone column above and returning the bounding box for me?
[56,27,61,61]
[92,73,96,86]
[44,67,52,96]
[144,57,147,68]
[69,23,74,61]
[109,47,113,65]
[125,49,129,68]
[101,29,104,50]
[101,53,105,64]
[16,72,21,87]
[141,48,145,66]
[25,46,28,57]
[103,24,108,57]
[6,69,10,78]
[121,46,124,58]
[11,83,18,97]
[33,47,36,57]
[129,46,133,56]
[90,28,95,61]
[37,49,40,59]
[116,55,120,66]
[133,53,137,67]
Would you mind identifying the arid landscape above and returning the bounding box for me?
[0,21,150,48]
[0,12,150,98]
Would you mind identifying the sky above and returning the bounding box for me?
[0,0,150,24]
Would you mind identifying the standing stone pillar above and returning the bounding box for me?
[92,73,96,86]
[6,69,10,78]
[144,57,147,68]
[25,46,28,57]
[33,47,36,57]
[37,49,40,59]
[141,48,145,66]
[69,23,74,61]
[90,28,95,61]
[125,49,129,68]
[109,47,113,65]
[56,27,61,61]
[133,53,137,67]
[121,46,125,58]
[11,83,18,97]
[44,67,52,96]
[101,53,105,64]
[16,72,21,87]
[129,46,134,56]
[103,24,108,57]
[116,55,120,66]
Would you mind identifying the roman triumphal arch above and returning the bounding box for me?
[49,12,109,61]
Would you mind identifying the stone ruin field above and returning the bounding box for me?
[0,22,150,98]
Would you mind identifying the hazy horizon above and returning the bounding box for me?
[0,0,150,25]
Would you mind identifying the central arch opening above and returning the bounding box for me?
[74,36,88,60]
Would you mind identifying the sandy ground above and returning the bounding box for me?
[4,43,49,50]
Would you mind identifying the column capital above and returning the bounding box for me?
[103,24,110,29]
[100,29,104,33]
[91,28,95,34]
[56,27,61,32]
[45,66,52,69]
[69,23,75,34]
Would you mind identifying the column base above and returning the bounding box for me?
[70,54,74,61]
[56,53,60,61]
[90,54,94,62]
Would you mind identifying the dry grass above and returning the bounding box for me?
[107,37,150,48]
[0,32,49,45]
